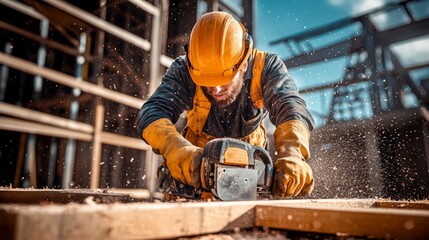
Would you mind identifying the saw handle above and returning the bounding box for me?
[252,146,274,188]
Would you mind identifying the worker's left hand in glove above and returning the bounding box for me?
[272,120,314,199]
[142,118,204,189]
[273,157,314,198]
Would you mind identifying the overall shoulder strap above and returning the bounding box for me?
[188,86,211,131]
[250,48,267,109]
[185,86,213,147]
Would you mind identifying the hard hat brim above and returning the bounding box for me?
[188,70,235,87]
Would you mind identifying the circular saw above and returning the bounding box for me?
[200,138,274,201]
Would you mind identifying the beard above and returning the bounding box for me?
[202,77,245,108]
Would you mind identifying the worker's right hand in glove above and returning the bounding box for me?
[142,118,204,189]
[272,120,314,199]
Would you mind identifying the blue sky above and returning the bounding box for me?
[253,0,429,126]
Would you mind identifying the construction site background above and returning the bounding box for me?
[0,0,428,201]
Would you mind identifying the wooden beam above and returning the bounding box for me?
[255,204,429,240]
[128,0,160,17]
[0,113,149,151]
[0,117,92,141]
[106,188,151,200]
[1,198,429,239]
[0,0,45,20]
[0,52,145,109]
[160,55,174,67]
[0,21,91,60]
[0,200,257,240]
[0,0,174,68]
[0,101,93,134]
[41,0,151,51]
[0,189,136,204]
[100,131,150,151]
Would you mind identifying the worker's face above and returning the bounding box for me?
[203,63,248,108]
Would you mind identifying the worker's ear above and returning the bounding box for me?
[240,61,248,74]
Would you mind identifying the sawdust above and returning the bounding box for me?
[177,228,379,240]
[178,228,288,240]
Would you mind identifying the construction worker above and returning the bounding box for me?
[136,11,314,199]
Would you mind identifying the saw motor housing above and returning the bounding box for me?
[201,138,273,201]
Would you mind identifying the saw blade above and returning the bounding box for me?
[213,165,258,201]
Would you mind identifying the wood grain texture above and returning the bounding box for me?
[255,204,429,240]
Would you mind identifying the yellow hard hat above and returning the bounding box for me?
[186,11,253,87]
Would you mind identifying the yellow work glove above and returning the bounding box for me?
[142,118,204,189]
[273,120,314,199]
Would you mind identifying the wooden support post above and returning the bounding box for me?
[144,150,158,193]
[90,104,104,189]
[13,134,27,187]
[27,135,37,187]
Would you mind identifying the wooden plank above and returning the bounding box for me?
[374,200,429,210]
[273,198,376,207]
[0,52,145,109]
[0,0,46,20]
[0,201,257,240]
[100,131,150,151]
[160,55,174,68]
[0,189,135,204]
[128,0,160,17]
[41,0,151,51]
[0,101,93,134]
[105,188,151,200]
[255,204,429,240]
[0,115,150,152]
[0,102,149,150]
[1,198,429,239]
[0,117,92,141]
[0,21,88,60]
[0,109,149,151]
